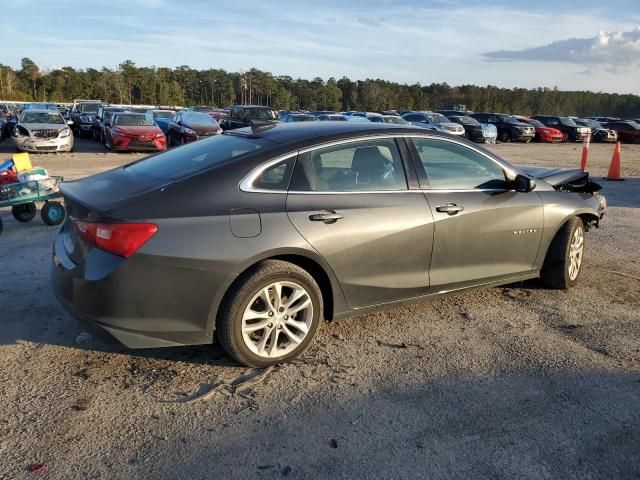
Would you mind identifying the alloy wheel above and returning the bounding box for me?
[568,226,584,281]
[241,281,313,359]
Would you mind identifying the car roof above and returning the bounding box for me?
[226,121,424,146]
[22,109,61,114]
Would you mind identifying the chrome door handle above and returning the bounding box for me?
[309,211,344,223]
[436,203,464,215]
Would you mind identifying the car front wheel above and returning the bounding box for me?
[217,260,323,367]
[541,217,585,289]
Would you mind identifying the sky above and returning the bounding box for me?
[2,0,640,94]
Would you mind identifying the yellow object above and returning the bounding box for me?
[12,152,32,172]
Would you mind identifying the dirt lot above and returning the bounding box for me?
[0,137,639,479]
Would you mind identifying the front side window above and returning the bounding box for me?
[291,138,407,192]
[411,137,506,190]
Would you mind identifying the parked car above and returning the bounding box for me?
[530,115,590,142]
[470,113,535,143]
[318,114,348,121]
[145,109,175,135]
[69,100,102,137]
[589,117,620,123]
[92,107,128,143]
[514,116,563,143]
[11,109,74,152]
[104,113,166,152]
[281,113,318,123]
[401,111,465,136]
[381,115,409,125]
[572,118,617,143]
[51,122,605,366]
[166,111,222,146]
[446,115,486,142]
[601,120,640,143]
[436,109,474,118]
[219,105,278,130]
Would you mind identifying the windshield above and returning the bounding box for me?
[153,111,174,119]
[367,116,384,123]
[529,119,545,128]
[426,113,449,124]
[452,116,480,126]
[191,107,214,113]
[79,103,101,114]
[183,112,216,124]
[290,115,316,122]
[383,116,408,124]
[247,108,277,120]
[497,114,519,124]
[581,119,600,128]
[125,134,273,181]
[114,114,156,127]
[20,112,65,124]
[559,117,577,127]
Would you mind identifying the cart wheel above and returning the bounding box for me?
[12,202,37,222]
[41,201,65,226]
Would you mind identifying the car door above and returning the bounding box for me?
[286,136,434,308]
[407,136,543,289]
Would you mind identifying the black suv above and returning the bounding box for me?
[70,100,102,137]
[219,105,278,130]
[469,112,535,142]
[531,115,590,142]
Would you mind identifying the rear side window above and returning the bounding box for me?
[411,138,506,190]
[253,158,295,190]
[291,138,407,192]
[125,134,273,181]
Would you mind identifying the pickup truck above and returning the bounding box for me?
[69,100,102,137]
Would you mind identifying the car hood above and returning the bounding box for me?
[518,166,602,192]
[113,126,161,135]
[21,123,68,131]
[185,123,219,134]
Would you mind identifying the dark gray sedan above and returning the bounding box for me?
[52,122,606,366]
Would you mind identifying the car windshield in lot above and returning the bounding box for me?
[452,116,480,126]
[497,114,520,124]
[383,116,409,124]
[426,113,450,124]
[529,119,546,128]
[153,111,174,119]
[559,117,577,127]
[114,114,156,126]
[79,103,101,114]
[183,112,217,124]
[20,112,65,124]
[125,133,272,181]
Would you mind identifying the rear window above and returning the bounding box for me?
[125,134,273,181]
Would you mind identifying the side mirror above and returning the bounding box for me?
[514,174,536,193]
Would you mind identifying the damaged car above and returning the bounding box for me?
[51,123,605,366]
[12,109,74,153]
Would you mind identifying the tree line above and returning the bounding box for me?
[1,58,639,118]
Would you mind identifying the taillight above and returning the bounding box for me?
[75,221,158,258]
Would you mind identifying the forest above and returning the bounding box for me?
[1,58,639,117]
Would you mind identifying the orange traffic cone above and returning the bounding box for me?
[580,133,590,171]
[606,141,623,181]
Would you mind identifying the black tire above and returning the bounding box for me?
[41,201,65,226]
[12,202,37,222]
[540,217,585,290]
[499,131,510,143]
[217,260,323,367]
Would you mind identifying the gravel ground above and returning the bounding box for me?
[0,137,639,479]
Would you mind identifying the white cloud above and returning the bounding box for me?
[484,27,640,68]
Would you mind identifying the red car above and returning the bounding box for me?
[602,121,640,143]
[515,116,563,143]
[104,113,167,152]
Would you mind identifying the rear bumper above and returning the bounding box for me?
[51,228,231,348]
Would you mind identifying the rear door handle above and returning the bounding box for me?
[435,203,464,215]
[309,211,344,223]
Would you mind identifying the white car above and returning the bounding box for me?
[12,109,74,153]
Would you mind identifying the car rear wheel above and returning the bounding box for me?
[217,260,323,367]
[540,217,585,289]
[12,202,37,222]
